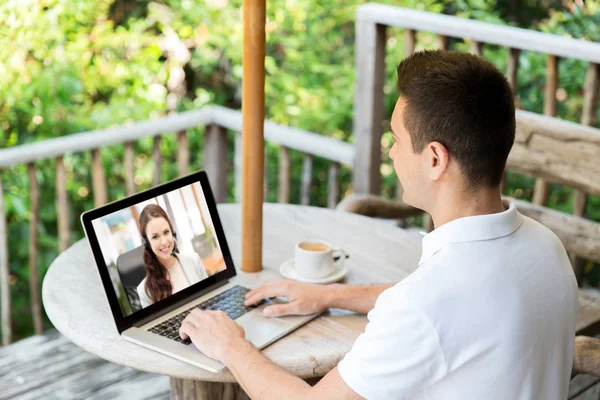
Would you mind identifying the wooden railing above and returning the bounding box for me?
[0,105,354,346]
[352,4,600,272]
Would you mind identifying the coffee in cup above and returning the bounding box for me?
[298,242,330,252]
[294,240,346,279]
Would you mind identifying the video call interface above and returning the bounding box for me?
[91,182,227,317]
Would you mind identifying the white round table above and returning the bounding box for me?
[42,204,422,399]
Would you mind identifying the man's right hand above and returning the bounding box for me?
[244,279,329,317]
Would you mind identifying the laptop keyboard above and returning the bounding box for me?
[148,285,265,344]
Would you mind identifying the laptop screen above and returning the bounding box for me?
[90,180,227,318]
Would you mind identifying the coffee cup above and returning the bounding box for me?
[294,240,346,279]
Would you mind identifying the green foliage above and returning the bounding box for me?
[1,0,599,341]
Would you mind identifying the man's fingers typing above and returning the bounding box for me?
[179,320,192,339]
[244,280,293,305]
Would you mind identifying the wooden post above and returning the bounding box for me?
[56,156,70,252]
[470,40,483,56]
[28,163,43,336]
[404,29,416,56]
[533,55,559,206]
[170,378,249,400]
[177,131,189,177]
[241,0,266,272]
[0,173,11,345]
[507,47,520,95]
[301,155,313,206]
[327,162,340,209]
[353,21,387,195]
[278,146,290,204]
[571,63,599,285]
[152,136,161,186]
[91,149,107,207]
[204,124,228,204]
[124,142,135,196]
[437,34,449,51]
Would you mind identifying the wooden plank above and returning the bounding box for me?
[327,162,340,209]
[469,40,483,56]
[124,142,135,196]
[0,108,212,169]
[356,4,600,64]
[352,21,387,194]
[0,173,11,345]
[27,163,43,336]
[55,156,70,252]
[437,34,449,50]
[569,374,600,399]
[336,193,424,219]
[544,55,559,117]
[177,131,189,177]
[204,124,228,204]
[581,63,600,126]
[573,336,600,377]
[301,155,312,206]
[532,55,559,206]
[571,63,600,285]
[91,148,107,207]
[0,330,171,400]
[277,146,290,204]
[152,136,161,186]
[404,29,416,56]
[0,106,354,171]
[241,0,266,273]
[507,110,600,197]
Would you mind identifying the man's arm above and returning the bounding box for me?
[325,283,394,314]
[244,280,394,317]
[225,341,363,400]
[180,310,364,400]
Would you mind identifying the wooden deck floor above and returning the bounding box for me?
[0,330,170,400]
[1,329,599,399]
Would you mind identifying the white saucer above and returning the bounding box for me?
[279,259,348,284]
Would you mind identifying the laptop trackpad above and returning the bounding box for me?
[237,311,290,348]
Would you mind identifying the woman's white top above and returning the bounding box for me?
[136,251,209,309]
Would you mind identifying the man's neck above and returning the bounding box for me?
[429,187,505,230]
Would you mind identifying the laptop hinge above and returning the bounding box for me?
[133,279,229,328]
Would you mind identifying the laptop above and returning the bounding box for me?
[81,170,321,372]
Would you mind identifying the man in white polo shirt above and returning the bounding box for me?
[178,50,578,399]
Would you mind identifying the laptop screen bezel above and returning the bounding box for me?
[81,170,237,334]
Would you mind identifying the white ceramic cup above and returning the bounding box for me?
[294,240,346,279]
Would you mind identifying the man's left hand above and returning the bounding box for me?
[179,309,252,363]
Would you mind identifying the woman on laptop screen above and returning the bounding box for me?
[137,204,209,308]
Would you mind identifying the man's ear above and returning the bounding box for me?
[427,141,450,181]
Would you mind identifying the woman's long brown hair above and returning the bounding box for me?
[139,204,179,304]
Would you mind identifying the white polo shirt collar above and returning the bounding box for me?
[419,199,523,265]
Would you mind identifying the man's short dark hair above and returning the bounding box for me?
[396,50,515,189]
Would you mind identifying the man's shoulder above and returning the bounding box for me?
[519,214,565,248]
